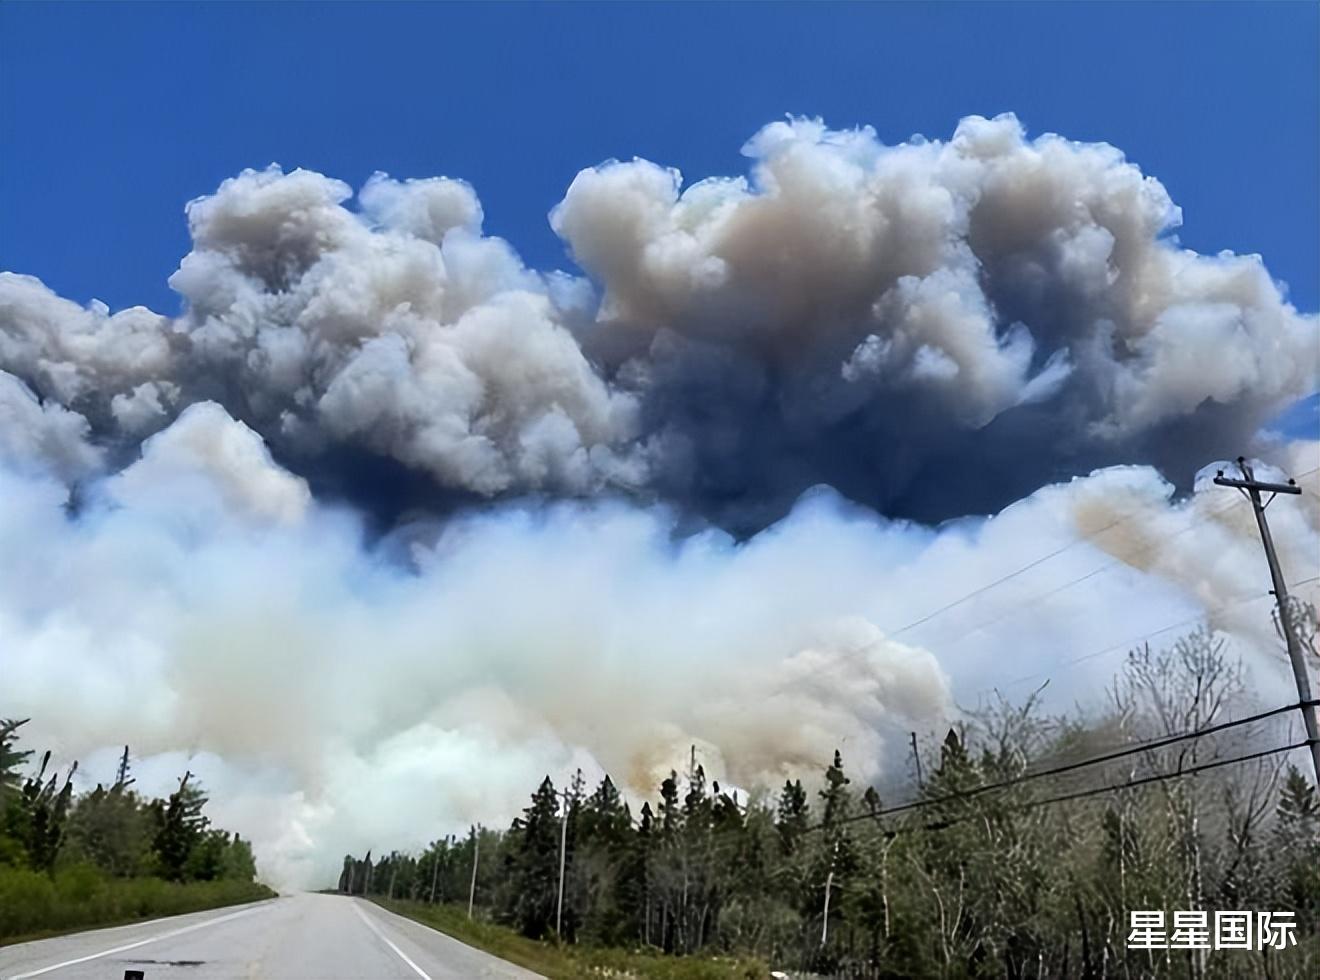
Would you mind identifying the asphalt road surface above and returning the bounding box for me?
[0,893,544,980]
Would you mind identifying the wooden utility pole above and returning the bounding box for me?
[556,789,570,939]
[909,732,924,790]
[428,839,442,904]
[1215,457,1320,786]
[467,830,480,919]
[820,839,840,946]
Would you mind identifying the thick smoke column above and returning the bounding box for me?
[0,114,1316,886]
[2,113,1314,527]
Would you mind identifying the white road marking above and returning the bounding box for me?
[353,902,433,980]
[6,901,274,979]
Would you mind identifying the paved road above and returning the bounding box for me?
[0,893,543,980]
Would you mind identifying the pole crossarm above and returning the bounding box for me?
[1213,475,1301,495]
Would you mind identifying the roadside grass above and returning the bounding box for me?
[373,898,769,979]
[0,867,276,946]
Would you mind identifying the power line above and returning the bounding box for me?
[934,463,1317,651]
[779,489,1256,704]
[1021,739,1310,813]
[801,699,1316,833]
[886,511,1144,640]
[939,467,1320,676]
[930,491,1250,652]
[884,465,1320,644]
[769,465,1320,705]
[995,581,1318,689]
[806,733,1314,838]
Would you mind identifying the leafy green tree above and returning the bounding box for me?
[62,748,151,878]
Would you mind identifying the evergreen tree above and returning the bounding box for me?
[573,775,633,942]
[0,719,32,807]
[507,776,562,938]
[8,751,77,872]
[775,779,809,856]
[151,772,210,881]
[1274,764,1320,918]
[633,801,657,946]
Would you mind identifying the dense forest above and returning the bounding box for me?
[341,625,1320,979]
[0,721,272,941]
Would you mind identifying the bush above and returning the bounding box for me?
[0,869,55,937]
[0,866,275,945]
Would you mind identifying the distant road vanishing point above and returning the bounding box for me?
[0,892,542,980]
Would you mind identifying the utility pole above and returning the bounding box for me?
[556,789,569,939]
[909,732,925,790]
[820,839,840,946]
[428,839,442,904]
[467,830,480,919]
[1215,457,1320,787]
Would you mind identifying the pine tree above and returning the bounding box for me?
[573,775,633,943]
[654,771,684,952]
[0,719,32,806]
[508,776,562,938]
[820,749,852,827]
[633,801,657,946]
[10,751,77,872]
[1274,764,1320,917]
[151,772,210,881]
[776,779,809,856]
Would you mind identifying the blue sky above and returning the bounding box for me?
[2,0,1317,325]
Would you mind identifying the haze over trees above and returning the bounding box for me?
[343,626,1320,979]
[0,727,271,941]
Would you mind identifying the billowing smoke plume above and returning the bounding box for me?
[2,113,1314,527]
[0,114,1317,886]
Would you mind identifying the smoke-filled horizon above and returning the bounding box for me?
[1,114,1317,887]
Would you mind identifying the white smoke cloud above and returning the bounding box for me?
[0,416,1315,885]
[107,402,312,527]
[0,371,102,482]
[164,164,646,498]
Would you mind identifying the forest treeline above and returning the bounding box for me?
[0,720,273,942]
[340,627,1320,979]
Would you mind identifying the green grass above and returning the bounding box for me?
[0,866,276,946]
[372,898,769,980]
